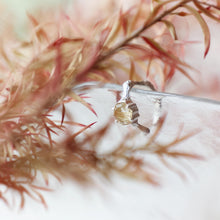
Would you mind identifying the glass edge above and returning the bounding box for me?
[73,82,220,107]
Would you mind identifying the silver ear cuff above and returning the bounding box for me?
[113,80,161,134]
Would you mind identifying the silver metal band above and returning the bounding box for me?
[114,80,160,134]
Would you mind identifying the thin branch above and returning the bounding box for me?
[197,1,220,10]
[97,0,191,63]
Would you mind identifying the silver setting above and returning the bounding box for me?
[114,80,158,134]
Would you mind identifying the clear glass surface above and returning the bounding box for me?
[73,82,220,157]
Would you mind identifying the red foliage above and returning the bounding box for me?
[0,0,219,207]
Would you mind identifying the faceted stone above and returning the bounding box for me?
[114,102,133,125]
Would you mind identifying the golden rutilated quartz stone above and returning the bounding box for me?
[114,102,133,125]
[113,80,155,134]
[114,100,139,125]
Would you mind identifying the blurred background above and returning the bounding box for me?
[1,0,220,220]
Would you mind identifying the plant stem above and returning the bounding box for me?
[97,0,191,63]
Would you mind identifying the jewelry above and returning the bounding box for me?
[114,80,158,134]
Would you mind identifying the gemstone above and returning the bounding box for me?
[114,101,133,125]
